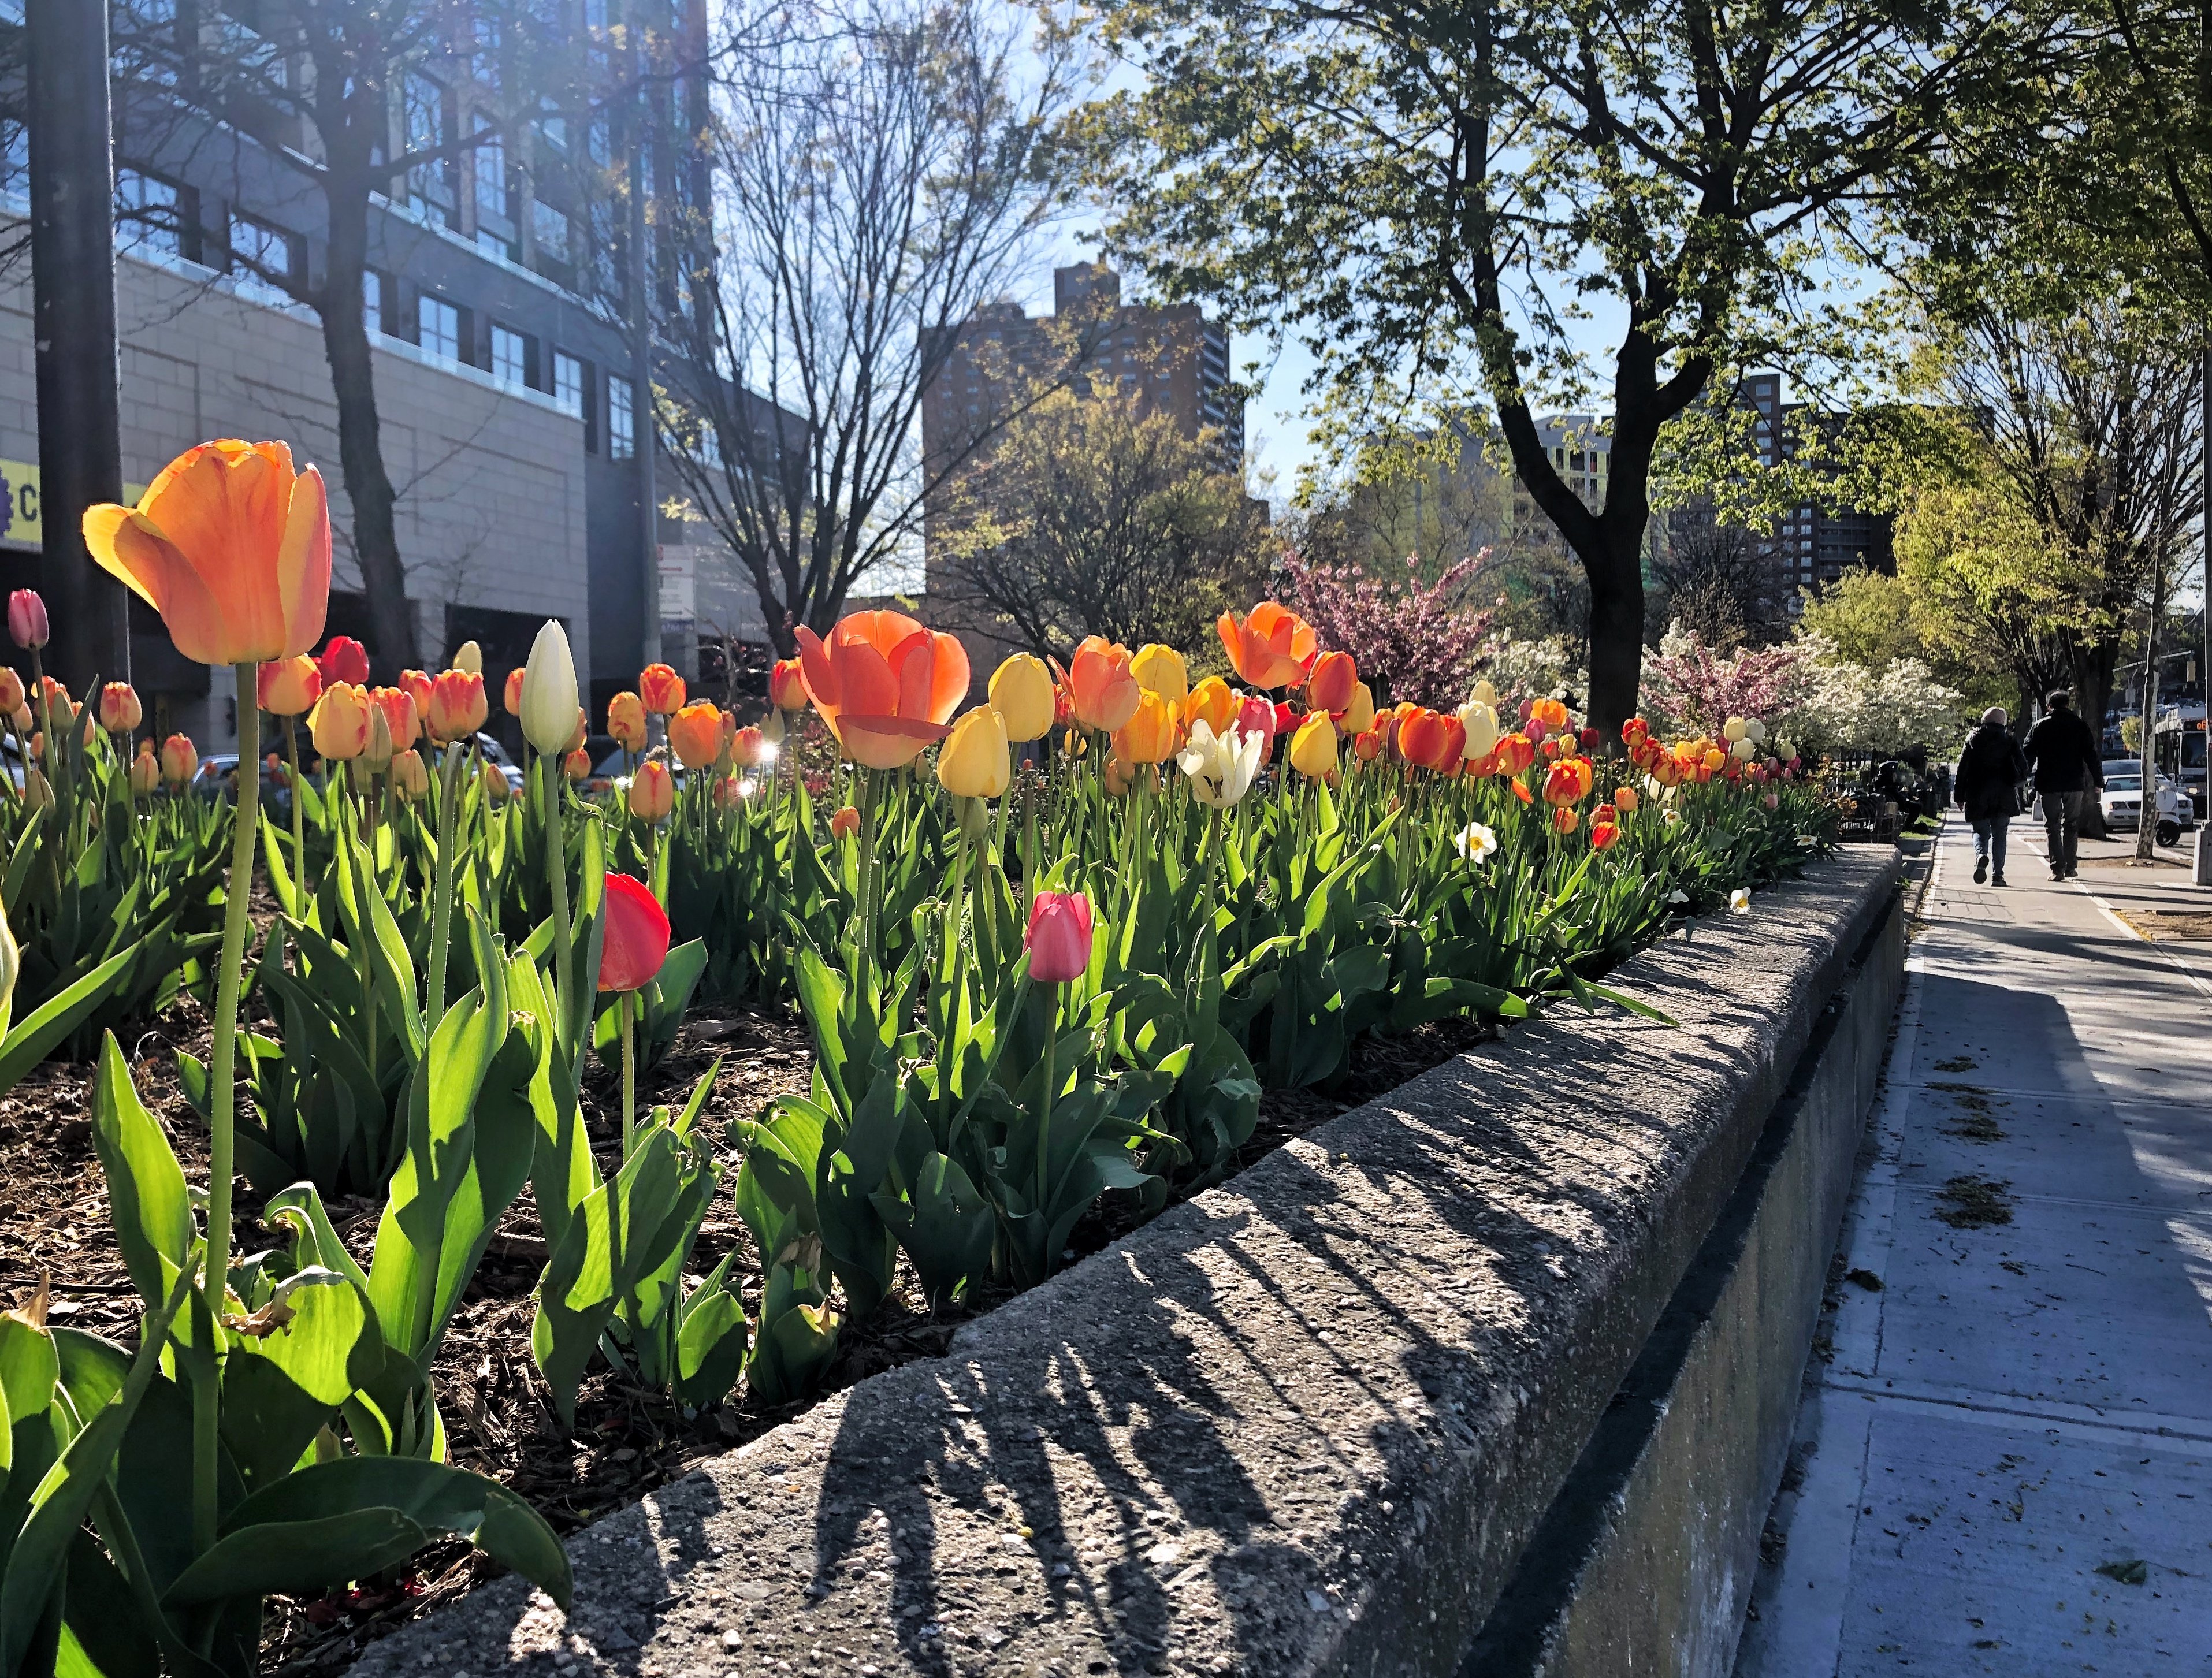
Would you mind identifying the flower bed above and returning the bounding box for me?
[0,437,1838,1676]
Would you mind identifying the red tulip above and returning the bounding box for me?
[1306,650,1357,715]
[504,666,526,716]
[1235,693,1278,743]
[1025,891,1094,984]
[769,656,808,712]
[8,589,48,650]
[829,804,860,839]
[318,634,370,687]
[598,872,671,994]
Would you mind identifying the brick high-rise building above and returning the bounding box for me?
[920,263,1243,484]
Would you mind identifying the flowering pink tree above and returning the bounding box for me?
[1640,628,1806,732]
[1281,549,1497,706]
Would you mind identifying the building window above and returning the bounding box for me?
[470,16,501,88]
[364,270,384,336]
[229,211,296,301]
[476,229,514,262]
[403,73,452,225]
[492,323,529,387]
[554,351,584,420]
[419,295,459,360]
[531,200,571,263]
[608,374,635,459]
[473,125,507,221]
[583,0,607,29]
[117,168,182,259]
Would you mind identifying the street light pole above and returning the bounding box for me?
[26,0,131,693]
[627,2,661,680]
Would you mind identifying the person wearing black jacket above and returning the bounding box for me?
[1954,707,2029,885]
[2021,690,2105,880]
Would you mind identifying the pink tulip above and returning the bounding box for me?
[1025,891,1094,984]
[8,589,47,650]
[1235,693,1277,744]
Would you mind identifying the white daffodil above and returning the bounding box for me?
[1454,821,1499,863]
[1663,808,1681,825]
[1729,887,1752,914]
[1177,718,1265,809]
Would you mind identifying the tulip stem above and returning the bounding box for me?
[542,750,572,1028]
[425,739,467,1029]
[854,766,880,1000]
[283,716,308,895]
[195,664,260,1552]
[620,990,636,1161]
[1035,995,1056,1223]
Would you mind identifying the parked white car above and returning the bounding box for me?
[2099,770,2195,844]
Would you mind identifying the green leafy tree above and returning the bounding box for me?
[932,385,1272,657]
[1076,0,2037,730]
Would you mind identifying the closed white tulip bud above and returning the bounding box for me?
[0,899,17,1033]
[521,620,580,756]
[453,639,483,676]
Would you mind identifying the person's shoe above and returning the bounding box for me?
[2065,866,2081,879]
[1992,872,2007,887]
[1974,855,1988,884]
[2051,868,2066,881]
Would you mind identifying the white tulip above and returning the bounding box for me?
[1470,678,1498,708]
[1744,717,1768,745]
[1730,737,1757,761]
[452,639,483,676]
[1177,719,1265,809]
[1457,700,1499,761]
[521,619,580,756]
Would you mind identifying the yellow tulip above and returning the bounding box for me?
[1184,675,1237,738]
[1340,680,1375,736]
[1129,643,1188,705]
[1288,711,1338,778]
[937,705,1010,798]
[1111,689,1180,765]
[988,652,1055,742]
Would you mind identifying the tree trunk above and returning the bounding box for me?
[319,176,418,676]
[2073,636,2119,838]
[2137,567,2164,860]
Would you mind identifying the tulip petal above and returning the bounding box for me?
[277,464,332,658]
[794,624,839,712]
[85,508,235,665]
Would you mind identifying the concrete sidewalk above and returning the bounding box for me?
[1735,816,2212,1676]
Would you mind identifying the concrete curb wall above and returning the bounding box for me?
[351,849,1902,1678]
[1463,868,1905,1675]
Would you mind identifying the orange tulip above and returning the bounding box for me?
[1528,697,1570,734]
[712,775,743,810]
[1101,754,1136,796]
[629,758,674,821]
[98,682,142,734]
[567,707,590,754]
[1590,820,1619,849]
[481,760,511,802]
[564,747,591,781]
[794,609,971,769]
[1493,733,1537,776]
[0,668,20,714]
[129,744,158,797]
[1216,601,1317,689]
[1307,650,1357,715]
[607,690,647,752]
[391,748,429,800]
[1183,675,1237,739]
[731,724,766,767]
[424,669,488,744]
[1552,806,1579,834]
[367,684,419,751]
[83,438,330,665]
[399,668,434,720]
[309,682,371,760]
[159,732,198,786]
[668,700,724,770]
[770,657,808,712]
[1111,688,1179,765]
[1353,726,1385,762]
[258,654,322,716]
[1614,784,1639,813]
[1060,635,1140,734]
[639,663,686,715]
[503,667,526,716]
[1542,757,1594,806]
[1397,708,1465,772]
[829,804,861,839]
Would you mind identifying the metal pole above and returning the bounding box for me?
[2199,340,2212,882]
[627,7,661,677]
[27,0,130,692]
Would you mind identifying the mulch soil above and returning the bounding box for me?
[0,970,1496,1672]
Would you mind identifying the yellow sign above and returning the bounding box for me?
[0,460,43,550]
[0,462,150,551]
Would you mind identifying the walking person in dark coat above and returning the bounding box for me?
[2021,690,2105,880]
[1954,706,2029,885]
